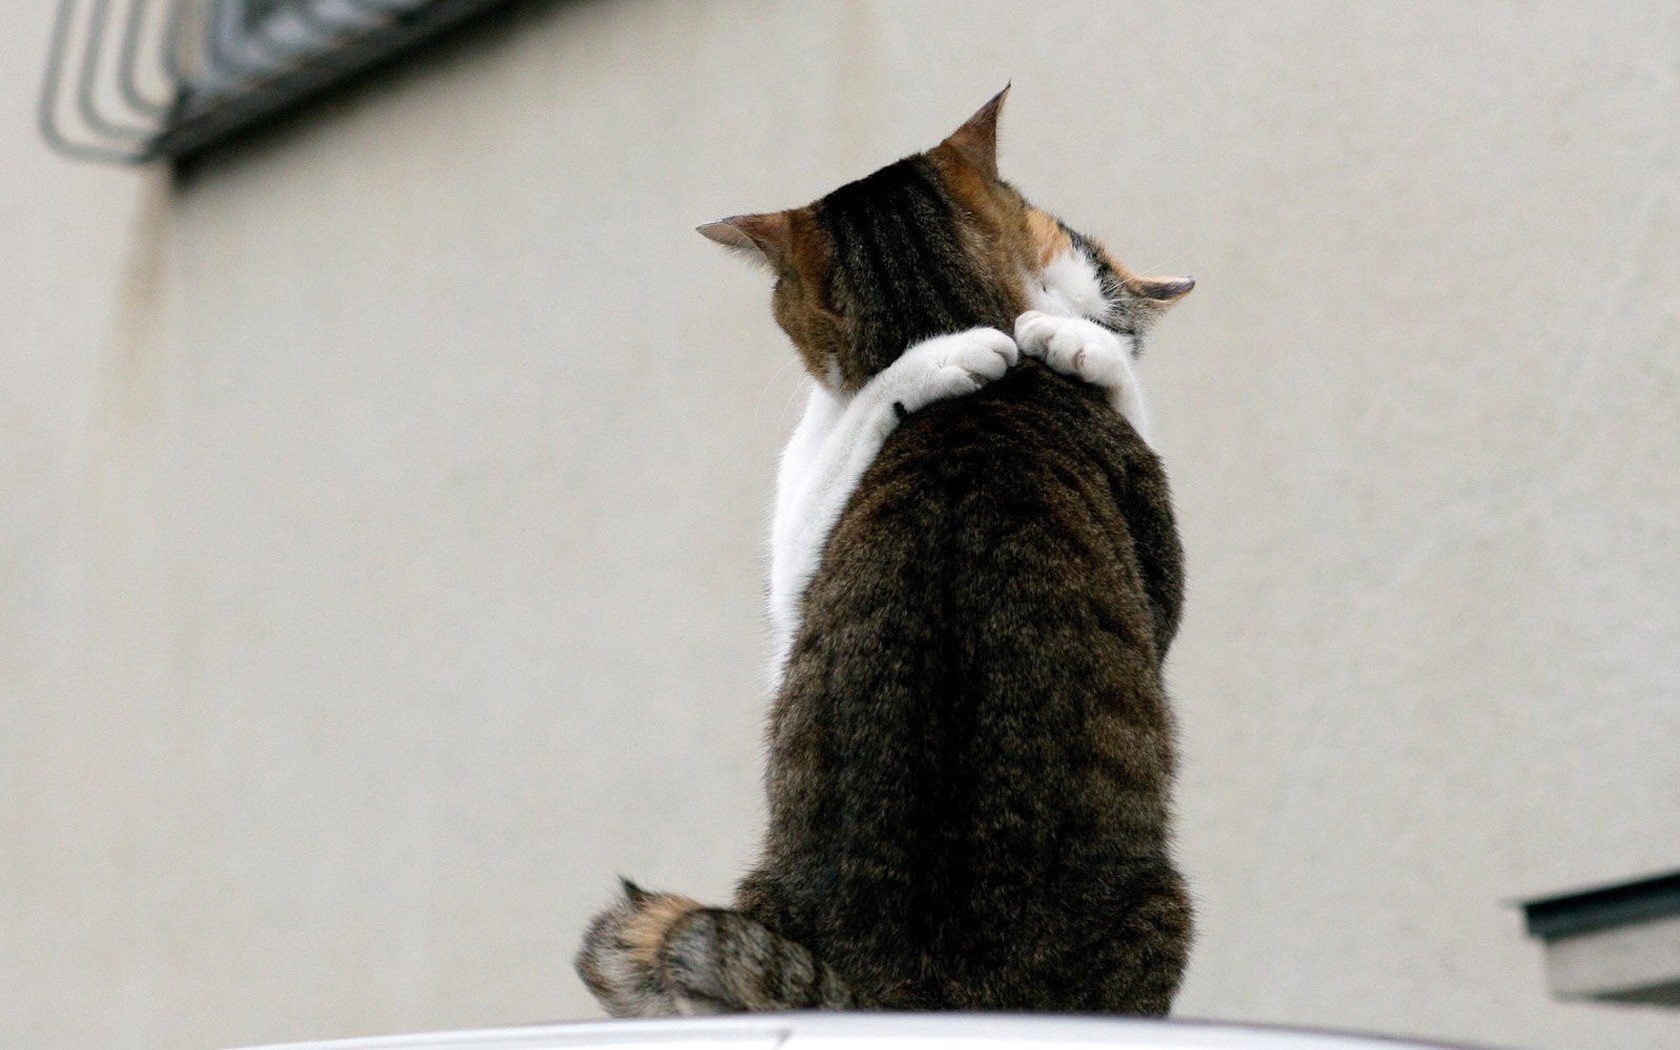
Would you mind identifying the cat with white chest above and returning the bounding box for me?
[763,243,1160,687]
[578,88,1195,1017]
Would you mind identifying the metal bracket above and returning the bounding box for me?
[41,0,514,164]
[39,0,180,162]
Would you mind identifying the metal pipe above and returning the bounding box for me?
[38,0,152,162]
[75,0,160,141]
[116,0,173,117]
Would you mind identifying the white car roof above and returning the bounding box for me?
[236,1014,1491,1050]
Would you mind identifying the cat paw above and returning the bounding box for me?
[883,326,1019,417]
[574,880,704,1017]
[1015,310,1137,389]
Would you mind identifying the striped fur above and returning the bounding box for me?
[579,88,1194,1017]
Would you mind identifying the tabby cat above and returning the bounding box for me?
[576,88,1195,1017]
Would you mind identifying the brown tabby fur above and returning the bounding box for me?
[577,88,1193,1017]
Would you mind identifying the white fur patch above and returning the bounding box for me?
[1015,310,1151,444]
[1020,242,1153,446]
[766,240,1159,688]
[1031,246,1110,323]
[767,329,1017,684]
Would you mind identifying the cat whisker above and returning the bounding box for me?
[752,354,802,421]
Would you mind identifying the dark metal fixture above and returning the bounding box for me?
[40,0,513,163]
[1522,870,1680,1006]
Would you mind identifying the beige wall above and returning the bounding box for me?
[5,1,1678,1048]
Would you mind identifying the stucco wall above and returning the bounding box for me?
[4,2,1677,1048]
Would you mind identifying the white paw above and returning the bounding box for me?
[1014,310,1136,389]
[884,326,1019,416]
[1015,310,1152,443]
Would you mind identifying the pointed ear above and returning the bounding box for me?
[937,84,1010,180]
[697,212,795,269]
[618,877,648,904]
[1126,274,1195,329]
[1130,275,1196,303]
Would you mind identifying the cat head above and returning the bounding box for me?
[700,88,1193,391]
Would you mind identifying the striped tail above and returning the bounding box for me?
[575,879,870,1016]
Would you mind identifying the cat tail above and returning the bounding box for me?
[575,878,871,1016]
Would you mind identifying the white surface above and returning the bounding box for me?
[234,1016,1474,1050]
[4,2,1678,1049]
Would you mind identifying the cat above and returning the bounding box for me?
[576,87,1194,1017]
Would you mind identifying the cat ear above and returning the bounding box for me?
[937,84,1010,180]
[1125,274,1195,328]
[1130,275,1196,303]
[697,211,795,269]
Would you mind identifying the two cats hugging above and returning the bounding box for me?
[577,88,1195,1019]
